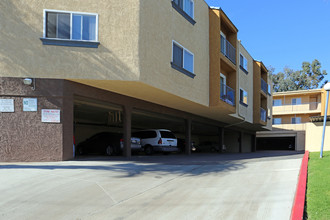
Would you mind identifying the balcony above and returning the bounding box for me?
[260,107,266,122]
[220,83,235,106]
[221,36,236,65]
[261,78,268,94]
[273,102,321,115]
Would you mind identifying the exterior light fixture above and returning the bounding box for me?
[320,82,330,158]
[23,78,36,90]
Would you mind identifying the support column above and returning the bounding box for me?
[251,134,256,152]
[123,105,132,158]
[239,131,243,153]
[218,127,224,153]
[185,119,192,155]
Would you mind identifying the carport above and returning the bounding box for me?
[74,96,124,157]
[73,96,193,157]
[257,137,295,151]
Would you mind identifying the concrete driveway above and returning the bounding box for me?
[0,151,303,220]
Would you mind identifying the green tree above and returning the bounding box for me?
[270,59,328,92]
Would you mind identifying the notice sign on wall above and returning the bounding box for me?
[23,98,37,112]
[41,109,60,123]
[0,99,14,112]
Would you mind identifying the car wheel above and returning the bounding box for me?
[106,145,114,156]
[145,145,153,155]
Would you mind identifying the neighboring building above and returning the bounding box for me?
[257,89,330,151]
[0,1,272,162]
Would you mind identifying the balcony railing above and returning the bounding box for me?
[261,78,268,94]
[273,102,322,115]
[260,107,267,122]
[273,123,306,131]
[221,36,236,65]
[220,83,235,106]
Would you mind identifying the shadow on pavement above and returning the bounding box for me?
[0,151,304,177]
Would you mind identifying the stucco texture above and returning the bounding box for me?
[139,0,210,106]
[0,0,140,81]
[237,43,253,123]
[305,121,330,152]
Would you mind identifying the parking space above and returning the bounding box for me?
[0,151,304,219]
[73,96,237,159]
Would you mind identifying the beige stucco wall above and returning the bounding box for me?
[0,0,140,81]
[139,0,210,106]
[264,76,273,130]
[274,93,321,105]
[305,121,330,152]
[273,114,312,124]
[237,42,253,123]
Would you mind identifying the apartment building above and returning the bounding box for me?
[0,1,272,162]
[257,89,330,151]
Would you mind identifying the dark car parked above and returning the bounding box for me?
[76,132,141,156]
[177,138,197,153]
[198,141,220,152]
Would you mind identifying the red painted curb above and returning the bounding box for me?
[290,151,309,220]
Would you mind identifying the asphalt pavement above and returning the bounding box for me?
[0,151,304,220]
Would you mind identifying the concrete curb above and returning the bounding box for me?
[290,151,309,220]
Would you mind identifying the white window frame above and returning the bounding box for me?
[220,73,226,96]
[43,9,99,42]
[291,117,301,124]
[173,0,194,19]
[292,98,302,105]
[239,88,248,105]
[172,40,194,73]
[220,31,226,54]
[184,0,194,19]
[273,99,282,106]
[240,53,248,71]
[273,118,282,125]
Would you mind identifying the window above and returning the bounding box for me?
[239,89,248,106]
[41,10,99,48]
[273,99,282,106]
[172,0,195,24]
[171,41,194,77]
[240,54,248,73]
[292,98,302,105]
[292,117,301,124]
[273,118,282,125]
[220,32,226,55]
[220,73,226,97]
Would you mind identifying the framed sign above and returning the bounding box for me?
[41,109,60,123]
[23,98,37,112]
[0,99,14,112]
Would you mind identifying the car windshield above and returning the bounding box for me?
[160,131,176,139]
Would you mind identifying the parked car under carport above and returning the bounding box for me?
[76,132,141,156]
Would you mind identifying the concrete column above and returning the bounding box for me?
[62,94,74,160]
[123,105,132,158]
[218,127,224,153]
[251,134,256,152]
[239,132,243,153]
[185,119,192,155]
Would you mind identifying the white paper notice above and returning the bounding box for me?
[41,109,60,123]
[23,98,37,112]
[0,99,14,112]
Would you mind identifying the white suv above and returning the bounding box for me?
[132,129,178,155]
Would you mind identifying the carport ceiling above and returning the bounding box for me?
[132,109,184,133]
[74,97,221,136]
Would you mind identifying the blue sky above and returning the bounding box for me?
[205,0,330,84]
